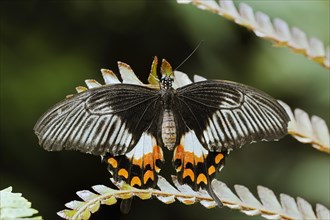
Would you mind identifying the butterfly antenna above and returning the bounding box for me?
[174,40,204,71]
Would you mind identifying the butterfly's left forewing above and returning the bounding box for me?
[170,80,289,207]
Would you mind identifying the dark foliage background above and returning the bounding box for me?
[1,1,329,219]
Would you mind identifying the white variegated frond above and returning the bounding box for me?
[177,0,330,70]
[117,61,144,85]
[57,176,330,220]
[84,79,102,89]
[69,62,159,97]
[278,100,330,153]
[193,74,207,82]
[100,69,120,84]
[173,70,193,88]
[75,86,88,93]
[70,63,196,97]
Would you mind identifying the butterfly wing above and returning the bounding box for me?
[171,80,289,207]
[34,84,161,155]
[174,80,290,152]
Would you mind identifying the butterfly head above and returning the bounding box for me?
[160,75,174,89]
[160,59,174,90]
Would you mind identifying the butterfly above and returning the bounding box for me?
[34,57,289,212]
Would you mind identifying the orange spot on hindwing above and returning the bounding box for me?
[183,168,194,181]
[130,176,142,187]
[118,168,129,179]
[143,170,154,184]
[197,173,207,185]
[215,153,224,164]
[208,165,216,175]
[107,157,118,168]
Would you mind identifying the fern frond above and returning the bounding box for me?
[177,0,330,70]
[279,101,330,154]
[0,187,43,220]
[58,176,329,220]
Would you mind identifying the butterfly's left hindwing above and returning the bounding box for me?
[34,84,161,155]
[172,129,226,207]
[169,79,289,207]
[174,80,290,152]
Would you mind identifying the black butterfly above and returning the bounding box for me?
[34,57,289,212]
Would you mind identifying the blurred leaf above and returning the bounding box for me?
[0,187,42,220]
[279,101,330,153]
[177,0,330,69]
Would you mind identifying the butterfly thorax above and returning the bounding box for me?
[160,75,174,90]
[159,76,177,151]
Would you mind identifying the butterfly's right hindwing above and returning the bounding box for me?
[34,84,161,155]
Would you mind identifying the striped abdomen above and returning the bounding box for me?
[161,109,176,150]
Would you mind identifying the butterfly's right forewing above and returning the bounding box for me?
[34,84,161,155]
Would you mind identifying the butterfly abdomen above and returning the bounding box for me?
[161,109,176,151]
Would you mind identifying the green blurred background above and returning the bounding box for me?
[1,1,329,219]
